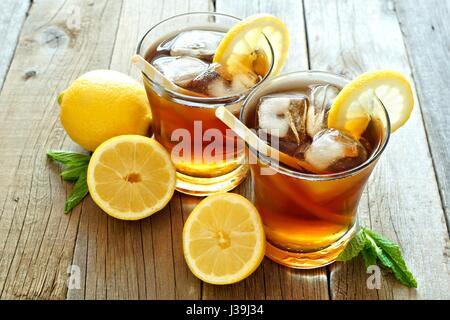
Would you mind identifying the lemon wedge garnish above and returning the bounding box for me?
[87,135,176,220]
[328,70,414,138]
[183,193,265,285]
[213,14,290,77]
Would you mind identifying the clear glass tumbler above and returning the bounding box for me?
[240,71,390,268]
[137,12,274,196]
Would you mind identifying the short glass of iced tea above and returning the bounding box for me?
[240,71,390,268]
[137,13,274,196]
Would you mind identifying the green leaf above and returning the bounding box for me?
[47,150,91,214]
[336,229,367,262]
[335,227,418,288]
[60,165,87,181]
[363,228,417,288]
[47,150,90,167]
[361,243,378,267]
[64,168,88,214]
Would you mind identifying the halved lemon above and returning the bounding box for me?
[328,70,414,138]
[183,193,265,285]
[87,135,176,220]
[213,14,290,77]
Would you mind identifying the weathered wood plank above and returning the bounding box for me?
[304,0,450,299]
[394,0,450,225]
[0,0,30,91]
[1,0,446,301]
[203,0,330,300]
[68,0,211,300]
[0,0,124,299]
[217,0,308,72]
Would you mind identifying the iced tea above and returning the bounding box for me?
[137,13,273,195]
[241,71,390,268]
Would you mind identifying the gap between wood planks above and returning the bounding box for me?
[3,0,448,298]
[0,1,32,93]
[210,0,327,300]
[305,0,449,299]
[392,0,450,234]
[67,0,214,300]
[0,0,129,299]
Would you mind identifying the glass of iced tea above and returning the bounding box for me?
[240,71,390,268]
[137,13,274,196]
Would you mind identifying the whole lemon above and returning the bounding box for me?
[59,70,152,151]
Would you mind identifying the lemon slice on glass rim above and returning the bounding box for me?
[328,70,414,138]
[213,14,290,77]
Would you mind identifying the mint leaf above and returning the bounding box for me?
[363,228,417,288]
[336,227,417,288]
[47,150,90,167]
[336,229,367,262]
[64,168,88,214]
[48,150,91,214]
[61,165,87,181]
[361,242,378,267]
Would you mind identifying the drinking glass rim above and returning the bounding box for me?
[240,70,392,181]
[136,11,275,105]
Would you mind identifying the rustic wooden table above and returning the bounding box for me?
[0,0,449,300]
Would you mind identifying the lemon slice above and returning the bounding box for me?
[183,193,265,285]
[328,70,414,138]
[87,135,176,220]
[213,14,289,77]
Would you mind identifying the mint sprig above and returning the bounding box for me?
[336,228,366,261]
[64,168,88,213]
[47,150,90,214]
[337,227,417,288]
[47,150,90,167]
[60,165,87,181]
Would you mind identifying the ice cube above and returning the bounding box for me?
[152,56,208,87]
[257,94,309,145]
[304,129,368,173]
[184,63,232,96]
[230,72,260,93]
[306,85,340,137]
[184,63,258,97]
[169,30,223,61]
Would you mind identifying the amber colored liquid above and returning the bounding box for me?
[252,158,374,251]
[249,103,383,252]
[143,80,244,177]
[142,30,246,179]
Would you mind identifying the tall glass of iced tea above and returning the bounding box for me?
[240,71,390,268]
[137,13,274,195]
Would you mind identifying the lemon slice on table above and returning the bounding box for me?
[213,14,290,77]
[87,135,176,220]
[183,193,265,285]
[328,70,414,138]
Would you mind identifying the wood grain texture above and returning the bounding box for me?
[394,0,450,225]
[0,0,124,299]
[216,0,308,72]
[68,0,211,300]
[0,0,448,300]
[0,0,30,91]
[304,0,450,299]
[205,0,329,300]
